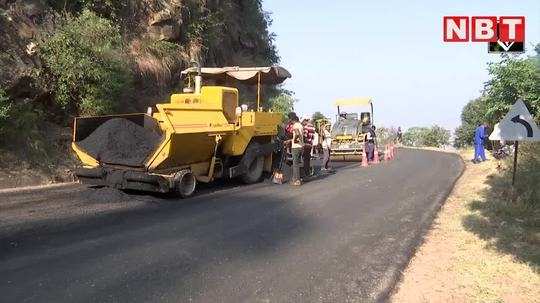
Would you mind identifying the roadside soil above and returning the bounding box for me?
[0,151,76,189]
[0,123,77,189]
[392,149,540,303]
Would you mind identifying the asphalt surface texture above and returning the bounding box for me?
[0,148,463,303]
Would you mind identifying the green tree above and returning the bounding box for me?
[454,97,488,148]
[424,125,450,147]
[312,111,326,121]
[40,10,132,116]
[0,87,42,147]
[483,54,539,124]
[269,92,296,122]
[455,45,539,147]
[46,0,122,20]
[403,127,428,147]
[403,125,450,147]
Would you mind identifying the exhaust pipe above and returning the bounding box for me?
[191,61,202,94]
[194,75,202,94]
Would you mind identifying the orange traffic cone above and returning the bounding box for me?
[385,144,392,161]
[361,149,369,167]
[373,145,380,164]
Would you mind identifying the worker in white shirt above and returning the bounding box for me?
[321,124,332,171]
[365,125,377,162]
[287,112,304,186]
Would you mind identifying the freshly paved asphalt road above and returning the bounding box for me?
[0,149,463,303]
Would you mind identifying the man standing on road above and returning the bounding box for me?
[365,125,377,162]
[321,123,332,171]
[473,123,488,163]
[397,126,403,144]
[288,113,304,186]
[302,117,315,177]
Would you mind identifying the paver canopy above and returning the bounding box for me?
[181,66,291,85]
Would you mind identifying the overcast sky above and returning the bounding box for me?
[264,0,540,131]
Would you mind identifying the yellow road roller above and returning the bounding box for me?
[72,65,290,197]
[330,97,374,158]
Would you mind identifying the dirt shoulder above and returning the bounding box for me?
[392,149,540,302]
[0,123,77,190]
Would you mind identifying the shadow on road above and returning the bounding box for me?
[1,186,317,301]
[462,169,540,268]
[0,161,355,255]
[1,183,314,251]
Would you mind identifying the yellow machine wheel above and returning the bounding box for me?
[240,143,265,184]
[173,170,197,198]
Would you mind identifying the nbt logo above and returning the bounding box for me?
[443,16,525,53]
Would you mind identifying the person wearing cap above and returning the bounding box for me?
[285,112,303,186]
[302,116,315,177]
[397,126,403,144]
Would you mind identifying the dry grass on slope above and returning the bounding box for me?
[392,149,539,303]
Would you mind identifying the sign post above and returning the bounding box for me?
[512,141,518,185]
[489,99,540,186]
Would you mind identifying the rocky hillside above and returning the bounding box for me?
[0,0,278,108]
[0,0,281,187]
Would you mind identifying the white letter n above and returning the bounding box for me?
[446,19,467,40]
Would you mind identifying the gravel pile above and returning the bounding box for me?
[78,118,162,167]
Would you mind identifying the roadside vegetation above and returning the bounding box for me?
[0,87,9,131]
[402,125,450,148]
[455,45,539,205]
[453,97,489,148]
[393,150,540,302]
[40,10,133,117]
[269,90,297,122]
[311,111,326,121]
[395,45,540,302]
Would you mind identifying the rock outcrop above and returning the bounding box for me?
[0,0,278,109]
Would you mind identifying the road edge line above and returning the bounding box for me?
[0,182,78,195]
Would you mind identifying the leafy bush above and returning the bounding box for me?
[424,125,451,147]
[40,10,132,116]
[454,97,489,148]
[312,111,327,121]
[403,127,428,147]
[0,88,11,132]
[269,92,296,122]
[186,9,223,44]
[512,142,540,205]
[46,0,122,19]
[238,0,279,65]
[484,56,539,123]
[0,93,42,152]
[484,142,540,207]
[403,125,450,147]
